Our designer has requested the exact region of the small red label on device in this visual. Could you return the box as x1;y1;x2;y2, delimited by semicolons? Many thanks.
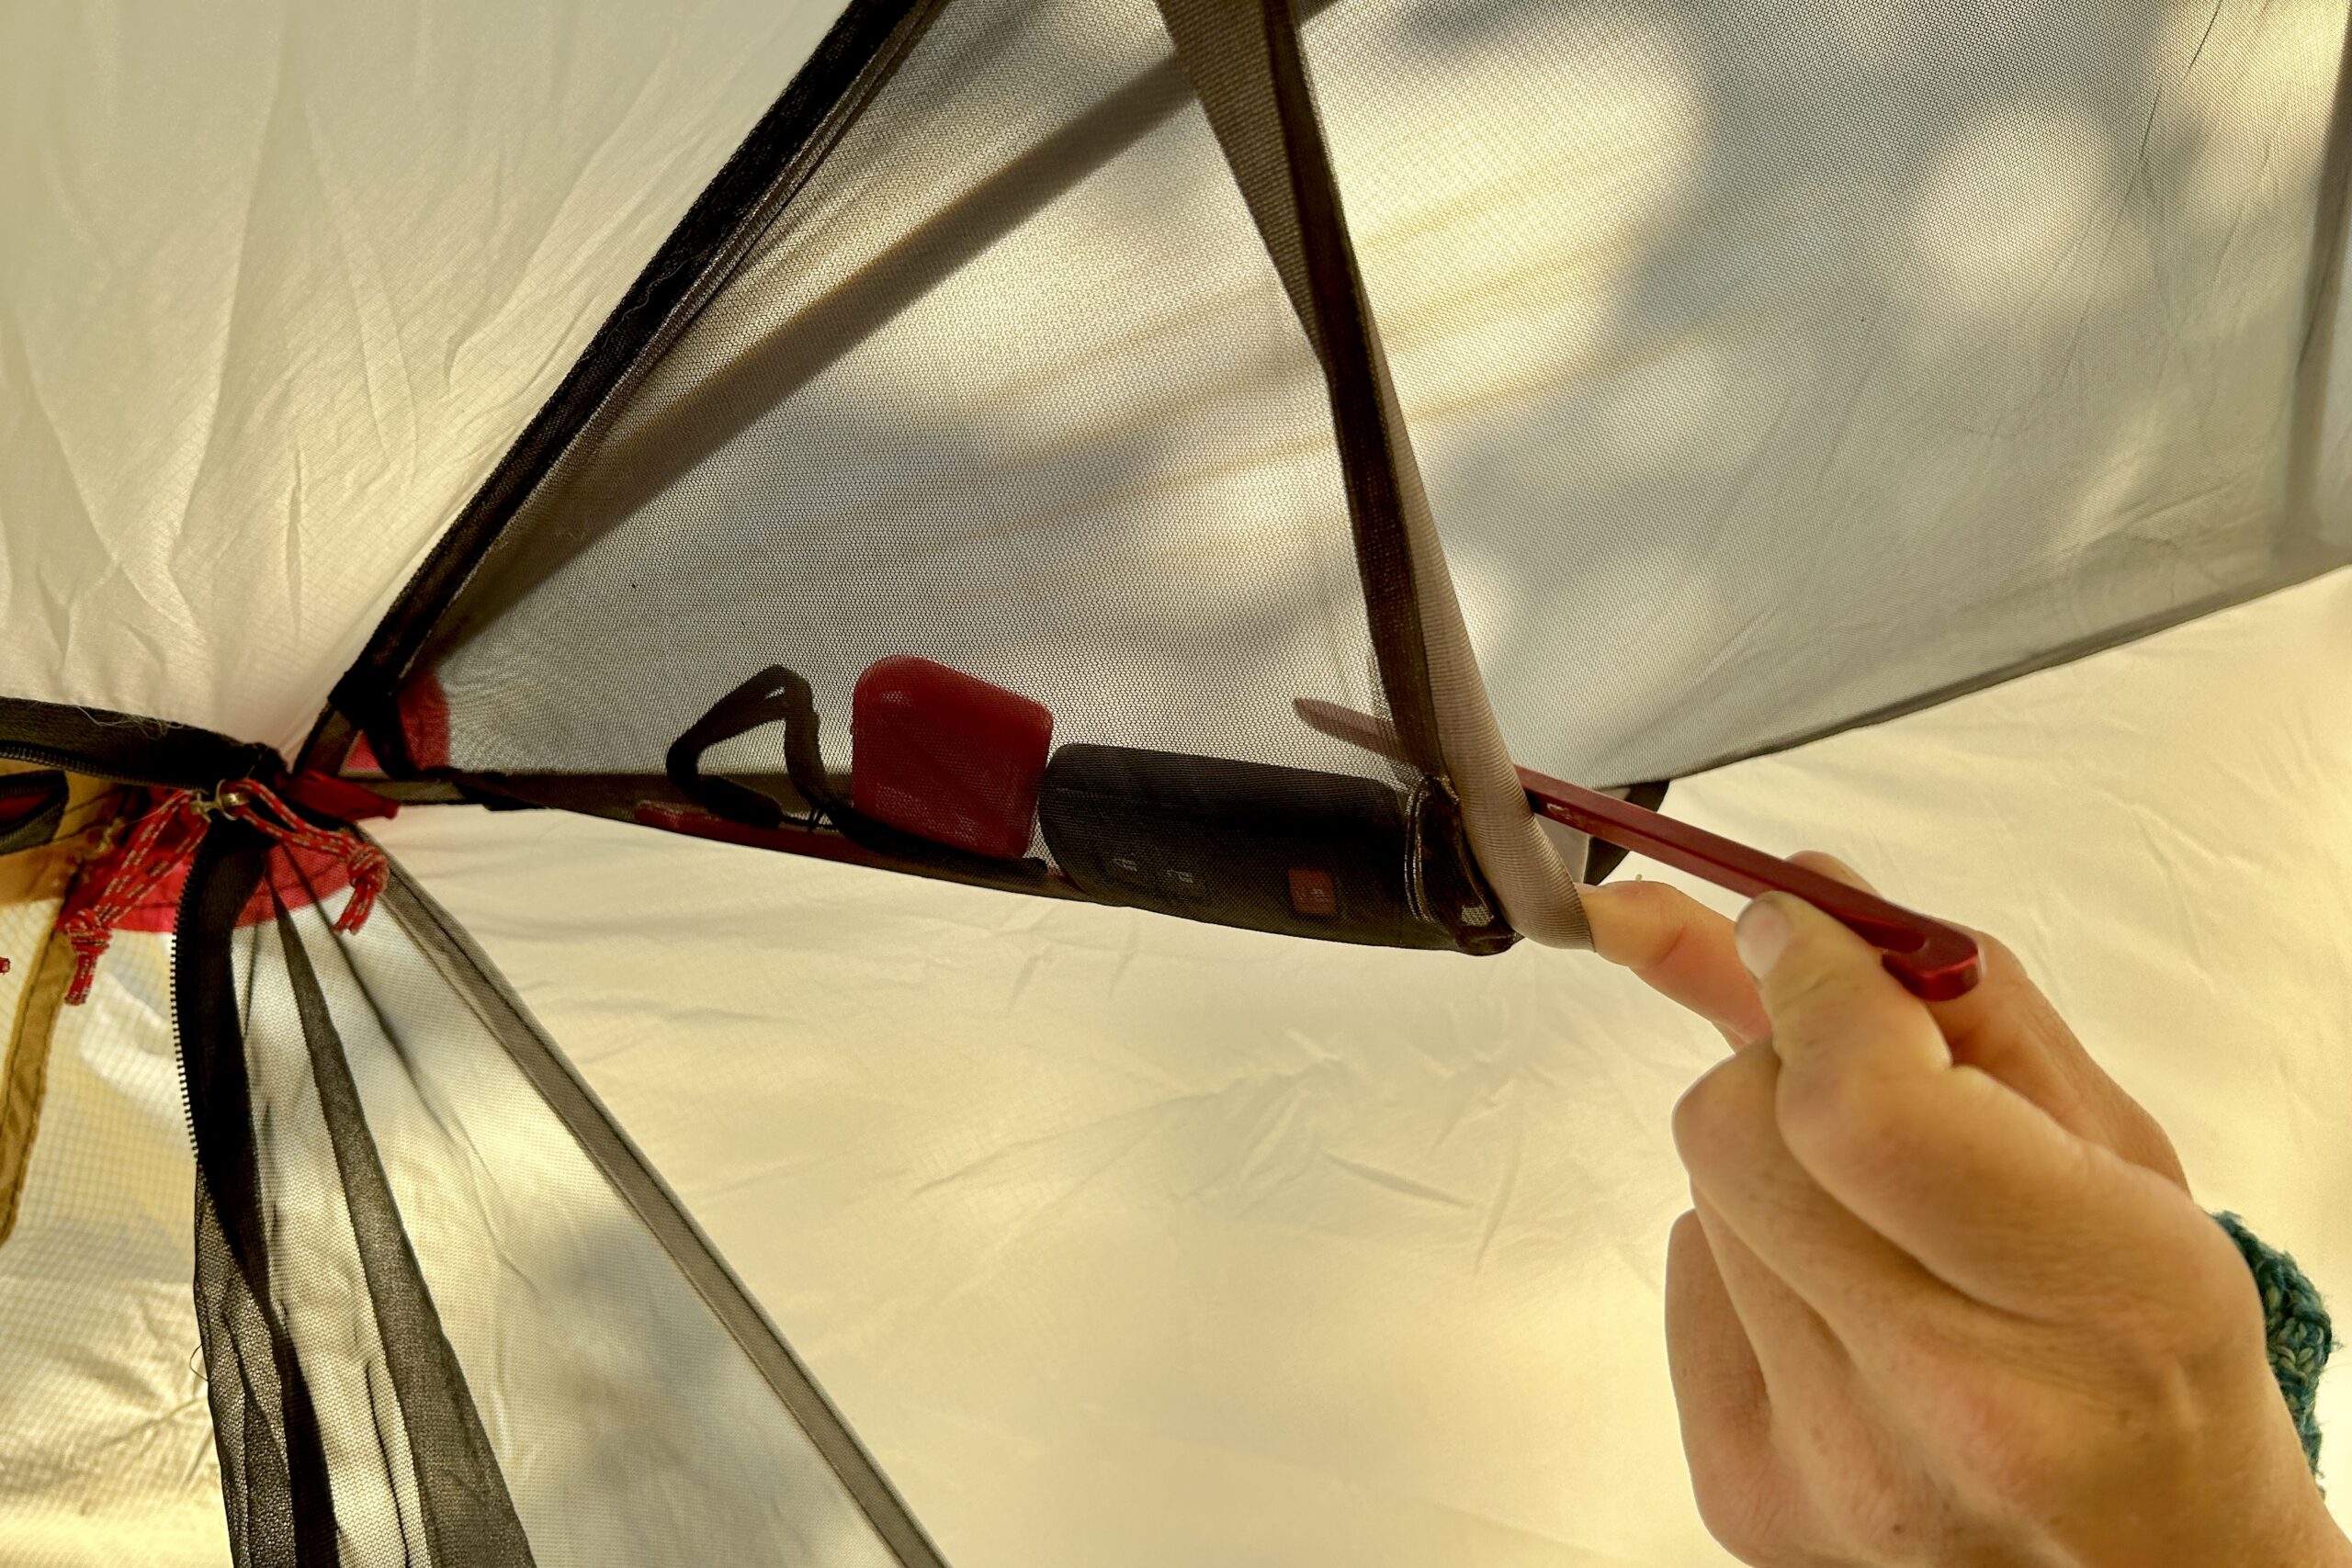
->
1287;867;1339;918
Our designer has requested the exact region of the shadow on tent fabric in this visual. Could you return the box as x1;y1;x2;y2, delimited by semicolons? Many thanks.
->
174;824;945;1567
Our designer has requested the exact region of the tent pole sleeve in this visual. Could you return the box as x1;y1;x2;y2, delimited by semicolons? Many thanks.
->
1152;0;1592;947
320;0;944;766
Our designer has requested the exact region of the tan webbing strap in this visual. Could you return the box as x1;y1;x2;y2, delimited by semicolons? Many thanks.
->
0;916;73;1248
1153;0;1592;946
0;773;142;1247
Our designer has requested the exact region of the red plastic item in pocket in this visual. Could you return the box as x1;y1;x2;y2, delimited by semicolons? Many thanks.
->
851;656;1054;861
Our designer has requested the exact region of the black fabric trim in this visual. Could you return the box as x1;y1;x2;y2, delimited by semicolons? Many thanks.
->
668;665;1052;884
666;668;831;829
422;48;1203;667
292;709;358;785
175;821;340;1568
376;860;951;1568
1255;0;1445;776
320;0;941;773
0;694;278;790
267;894;537;1567
0;769;69;856
178;824;538;1566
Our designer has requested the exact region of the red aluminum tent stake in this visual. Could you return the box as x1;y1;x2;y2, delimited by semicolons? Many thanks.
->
1294;699;1983;1000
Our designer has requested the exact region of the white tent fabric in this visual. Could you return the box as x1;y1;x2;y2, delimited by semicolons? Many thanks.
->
8;564;2350;1567
0;919;214;1567
2;0;2348;1563
0;0;845;754
6;0;2346;773
373;563;2352;1565
1327;0;2352;784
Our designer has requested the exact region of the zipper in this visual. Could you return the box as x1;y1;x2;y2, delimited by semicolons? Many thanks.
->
164;815;211;1172
0;739;233;794
0;693;284;798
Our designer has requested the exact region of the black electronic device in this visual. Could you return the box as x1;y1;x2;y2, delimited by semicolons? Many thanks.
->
1037;744;1510;952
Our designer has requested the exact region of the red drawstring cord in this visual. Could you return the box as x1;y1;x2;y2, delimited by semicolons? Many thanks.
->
57;791;206;1006
54;778;388;1007
215;779;389;936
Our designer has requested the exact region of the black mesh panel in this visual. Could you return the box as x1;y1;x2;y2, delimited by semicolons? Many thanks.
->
334;0;1520;955
1302;0;2352;784
175;826;940;1567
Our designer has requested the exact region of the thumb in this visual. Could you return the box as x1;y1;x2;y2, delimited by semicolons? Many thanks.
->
1735;891;1951;1081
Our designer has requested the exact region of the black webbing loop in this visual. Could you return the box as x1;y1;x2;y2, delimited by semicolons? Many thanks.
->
668;667;1050;884
0;769;68;856
664;665;837;829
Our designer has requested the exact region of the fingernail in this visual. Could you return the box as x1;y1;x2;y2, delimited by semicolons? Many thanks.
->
1734;897;1792;978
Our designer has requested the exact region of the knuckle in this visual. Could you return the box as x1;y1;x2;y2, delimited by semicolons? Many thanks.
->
1589;877;1700;965
1773;1060;1902;1175
1612;875;1685;919
1687;1467;1801;1567
1672;1053;1773;1173
1670;1070;1731;1168
2101;1099;2188;1184
2157;1228;2269;1354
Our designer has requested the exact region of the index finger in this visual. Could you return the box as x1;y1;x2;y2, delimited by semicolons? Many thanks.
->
1579;879;1772;1048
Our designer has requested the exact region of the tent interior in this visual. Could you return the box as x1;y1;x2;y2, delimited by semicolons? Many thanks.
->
1;0;2348;1563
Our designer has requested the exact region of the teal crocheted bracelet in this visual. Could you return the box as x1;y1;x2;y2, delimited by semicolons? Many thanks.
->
2212;1211;2334;1481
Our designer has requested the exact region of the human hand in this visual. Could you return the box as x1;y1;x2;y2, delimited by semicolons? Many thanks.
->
1577;853;2348;1567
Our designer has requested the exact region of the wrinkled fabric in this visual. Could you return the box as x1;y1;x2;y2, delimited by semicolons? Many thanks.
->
0;0;848;756
0;919;224;1568
376;565;2352;1566
0;0;2347;1563
4;2;2344;773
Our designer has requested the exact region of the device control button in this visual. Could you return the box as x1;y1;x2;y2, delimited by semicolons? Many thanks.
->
1102;850;1155;890
1159;865;1210;901
1287;867;1339;918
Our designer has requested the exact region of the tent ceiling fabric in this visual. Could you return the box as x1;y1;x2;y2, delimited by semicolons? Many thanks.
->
370;565;2352;1564
9;0;2343;774
0;0;851;756
1309;0;2352;784
2;0;2349;1563
0;919;224;1566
